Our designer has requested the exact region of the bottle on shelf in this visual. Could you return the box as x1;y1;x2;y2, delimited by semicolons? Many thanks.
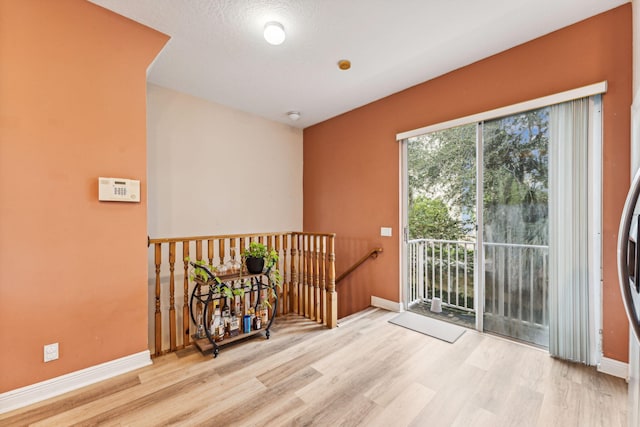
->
228;302;240;337
222;300;232;337
211;303;224;342
259;302;268;325
235;297;243;333
225;249;242;275
254;303;263;330
243;314;251;333
217;263;228;277
196;312;205;339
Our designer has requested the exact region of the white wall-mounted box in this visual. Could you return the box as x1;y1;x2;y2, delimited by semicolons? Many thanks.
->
380;227;392;237
98;177;140;202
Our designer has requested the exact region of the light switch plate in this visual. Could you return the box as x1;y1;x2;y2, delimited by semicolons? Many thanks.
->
380;227;392;237
44;343;59;362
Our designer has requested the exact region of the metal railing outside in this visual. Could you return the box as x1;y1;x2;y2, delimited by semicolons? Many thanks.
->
408;239;475;312
407;238;549;329
483;241;548;328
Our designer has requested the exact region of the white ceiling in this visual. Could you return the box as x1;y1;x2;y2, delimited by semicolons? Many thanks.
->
90;0;629;129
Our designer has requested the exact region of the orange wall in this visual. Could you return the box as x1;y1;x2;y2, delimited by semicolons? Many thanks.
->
304;5;632;361
0;0;167;392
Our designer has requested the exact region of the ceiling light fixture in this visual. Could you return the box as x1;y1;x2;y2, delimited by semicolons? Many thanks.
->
264;21;286;45
287;111;301;121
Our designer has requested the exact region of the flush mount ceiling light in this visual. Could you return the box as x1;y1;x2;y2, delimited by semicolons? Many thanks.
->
264;21;286;45
287;111;301;121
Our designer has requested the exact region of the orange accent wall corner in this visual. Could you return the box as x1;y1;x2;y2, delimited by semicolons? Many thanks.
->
0;0;168;392
304;4;632;361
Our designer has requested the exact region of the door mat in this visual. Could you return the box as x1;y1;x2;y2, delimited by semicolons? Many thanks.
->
389;311;466;343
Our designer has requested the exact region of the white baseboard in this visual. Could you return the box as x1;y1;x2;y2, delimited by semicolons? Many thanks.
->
597;357;629;380
0;350;151;414
371;295;403;312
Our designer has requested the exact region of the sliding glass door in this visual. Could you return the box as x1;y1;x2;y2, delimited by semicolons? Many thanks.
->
405;124;476;328
404;108;551;347
404;96;600;352
481;109;550;347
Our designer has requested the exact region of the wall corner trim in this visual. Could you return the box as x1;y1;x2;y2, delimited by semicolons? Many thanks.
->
597;357;629;380
0;350;152;414
371;295;404;312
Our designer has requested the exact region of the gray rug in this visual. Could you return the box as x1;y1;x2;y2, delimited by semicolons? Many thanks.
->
389;311;466;343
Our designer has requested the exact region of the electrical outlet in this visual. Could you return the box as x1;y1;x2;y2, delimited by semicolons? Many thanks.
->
44;343;59;362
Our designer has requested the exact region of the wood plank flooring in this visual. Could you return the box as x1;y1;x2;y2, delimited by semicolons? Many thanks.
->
0;308;628;426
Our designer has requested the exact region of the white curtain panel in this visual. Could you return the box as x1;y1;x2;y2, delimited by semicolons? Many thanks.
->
548;97;591;364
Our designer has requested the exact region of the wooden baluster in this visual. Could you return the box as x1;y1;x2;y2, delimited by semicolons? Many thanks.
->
327;234;337;328
154;243;162;356
228;238;239;311
298;234;303;316
195;240;204;332
208;239;214;268
168;242;177;352
196;240;203;264
315;235;321;323
321;236;327;325
300;234;306;316
282;234;289;314
219;238;225;269
264;235;271;311
274;235;282;315
230;238;237;261
303;235;310;318
182;241;190;348
240;237;246;260
309;236;316;321
291;233;299;313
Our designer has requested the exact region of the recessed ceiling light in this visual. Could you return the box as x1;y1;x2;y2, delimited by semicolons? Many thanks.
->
338;59;351;70
264;22;286;45
287;111;301;121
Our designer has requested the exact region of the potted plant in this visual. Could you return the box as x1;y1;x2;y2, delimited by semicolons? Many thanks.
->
242;242;282;308
185;257;244;300
242;241;276;274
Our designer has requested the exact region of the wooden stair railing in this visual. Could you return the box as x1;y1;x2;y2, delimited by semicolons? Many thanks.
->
148;231;336;357
336;247;383;284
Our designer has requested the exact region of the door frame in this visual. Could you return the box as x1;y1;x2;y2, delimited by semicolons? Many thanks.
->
398;83;604;359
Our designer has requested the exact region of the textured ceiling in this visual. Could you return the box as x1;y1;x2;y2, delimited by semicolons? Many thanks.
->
89;0;629;128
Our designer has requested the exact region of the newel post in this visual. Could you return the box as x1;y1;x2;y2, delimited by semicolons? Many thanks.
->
327;234;337;328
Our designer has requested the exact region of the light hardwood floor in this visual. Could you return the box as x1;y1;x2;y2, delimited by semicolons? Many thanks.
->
0;308;628;426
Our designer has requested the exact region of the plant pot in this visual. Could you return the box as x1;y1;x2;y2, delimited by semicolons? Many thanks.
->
245;257;265;274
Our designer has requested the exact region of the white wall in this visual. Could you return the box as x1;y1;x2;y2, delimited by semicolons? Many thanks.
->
146;83;303;238
145;84;303;353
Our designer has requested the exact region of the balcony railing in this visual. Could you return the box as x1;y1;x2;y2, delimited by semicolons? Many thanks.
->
407;238;549;343
408;239;475;312
483;242;548;326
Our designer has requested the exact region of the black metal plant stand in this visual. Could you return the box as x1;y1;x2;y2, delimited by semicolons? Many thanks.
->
188;263;277;358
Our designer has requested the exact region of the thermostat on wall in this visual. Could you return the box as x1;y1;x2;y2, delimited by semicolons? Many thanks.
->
98;177;140;202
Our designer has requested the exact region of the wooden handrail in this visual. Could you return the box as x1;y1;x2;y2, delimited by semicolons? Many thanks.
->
336;247;383;283
148;231;336;245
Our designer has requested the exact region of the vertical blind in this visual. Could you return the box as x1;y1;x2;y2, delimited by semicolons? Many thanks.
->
548;97;592;364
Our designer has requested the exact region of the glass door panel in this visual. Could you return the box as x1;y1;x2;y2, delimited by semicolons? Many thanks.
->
482;108;550;347
406;124;476;328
